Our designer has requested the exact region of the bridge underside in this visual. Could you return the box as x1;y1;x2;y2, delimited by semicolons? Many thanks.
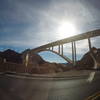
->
37;49;72;63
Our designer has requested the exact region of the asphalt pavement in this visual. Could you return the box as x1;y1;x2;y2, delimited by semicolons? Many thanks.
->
0;70;100;100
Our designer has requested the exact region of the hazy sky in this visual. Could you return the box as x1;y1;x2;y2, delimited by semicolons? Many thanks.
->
0;0;100;62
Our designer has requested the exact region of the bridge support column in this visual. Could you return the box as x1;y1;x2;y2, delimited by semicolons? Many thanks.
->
61;44;63;56
88;38;92;51
58;45;60;54
74;41;77;64
25;53;29;67
72;41;76;66
72;42;74;64
51;46;53;51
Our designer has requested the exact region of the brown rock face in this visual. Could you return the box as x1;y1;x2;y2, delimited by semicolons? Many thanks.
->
22;49;46;67
28;53;46;65
0;49;22;64
21;49;68;74
76;47;100;69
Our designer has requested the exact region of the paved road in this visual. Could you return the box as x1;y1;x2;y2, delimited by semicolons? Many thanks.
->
0;70;100;100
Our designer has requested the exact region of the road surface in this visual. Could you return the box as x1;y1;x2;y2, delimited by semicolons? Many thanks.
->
0;70;100;100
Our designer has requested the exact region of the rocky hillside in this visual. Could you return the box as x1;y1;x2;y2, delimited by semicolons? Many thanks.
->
0;49;67;74
0;49;22;64
0;47;99;74
76;47;100;69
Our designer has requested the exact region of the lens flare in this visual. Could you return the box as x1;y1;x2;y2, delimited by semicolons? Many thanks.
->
57;21;77;39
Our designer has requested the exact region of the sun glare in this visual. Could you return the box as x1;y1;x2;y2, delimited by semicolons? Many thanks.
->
57;21;77;39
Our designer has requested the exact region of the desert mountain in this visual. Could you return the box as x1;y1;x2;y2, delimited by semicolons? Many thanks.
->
0;49;22;64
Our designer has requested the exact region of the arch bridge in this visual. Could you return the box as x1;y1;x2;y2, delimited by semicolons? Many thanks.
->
26;29;100;67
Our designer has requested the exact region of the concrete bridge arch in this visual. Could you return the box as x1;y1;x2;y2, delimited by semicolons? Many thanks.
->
37;49;72;63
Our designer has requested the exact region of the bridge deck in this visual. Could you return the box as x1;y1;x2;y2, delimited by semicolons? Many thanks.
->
32;29;100;52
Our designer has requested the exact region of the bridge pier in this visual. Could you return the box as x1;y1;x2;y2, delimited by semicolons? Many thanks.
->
88;38;92;51
74;41;77;64
61;44;63;56
72;41;76;66
25;53;29;67
72;42;74;64
58;45;60;54
51;46;53;51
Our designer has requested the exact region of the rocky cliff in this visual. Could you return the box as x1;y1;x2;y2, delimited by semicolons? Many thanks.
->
76;47;100;69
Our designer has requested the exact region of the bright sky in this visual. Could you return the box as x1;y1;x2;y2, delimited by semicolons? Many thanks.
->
0;0;100;63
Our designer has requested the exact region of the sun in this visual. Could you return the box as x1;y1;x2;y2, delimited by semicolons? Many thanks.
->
57;21;77;39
